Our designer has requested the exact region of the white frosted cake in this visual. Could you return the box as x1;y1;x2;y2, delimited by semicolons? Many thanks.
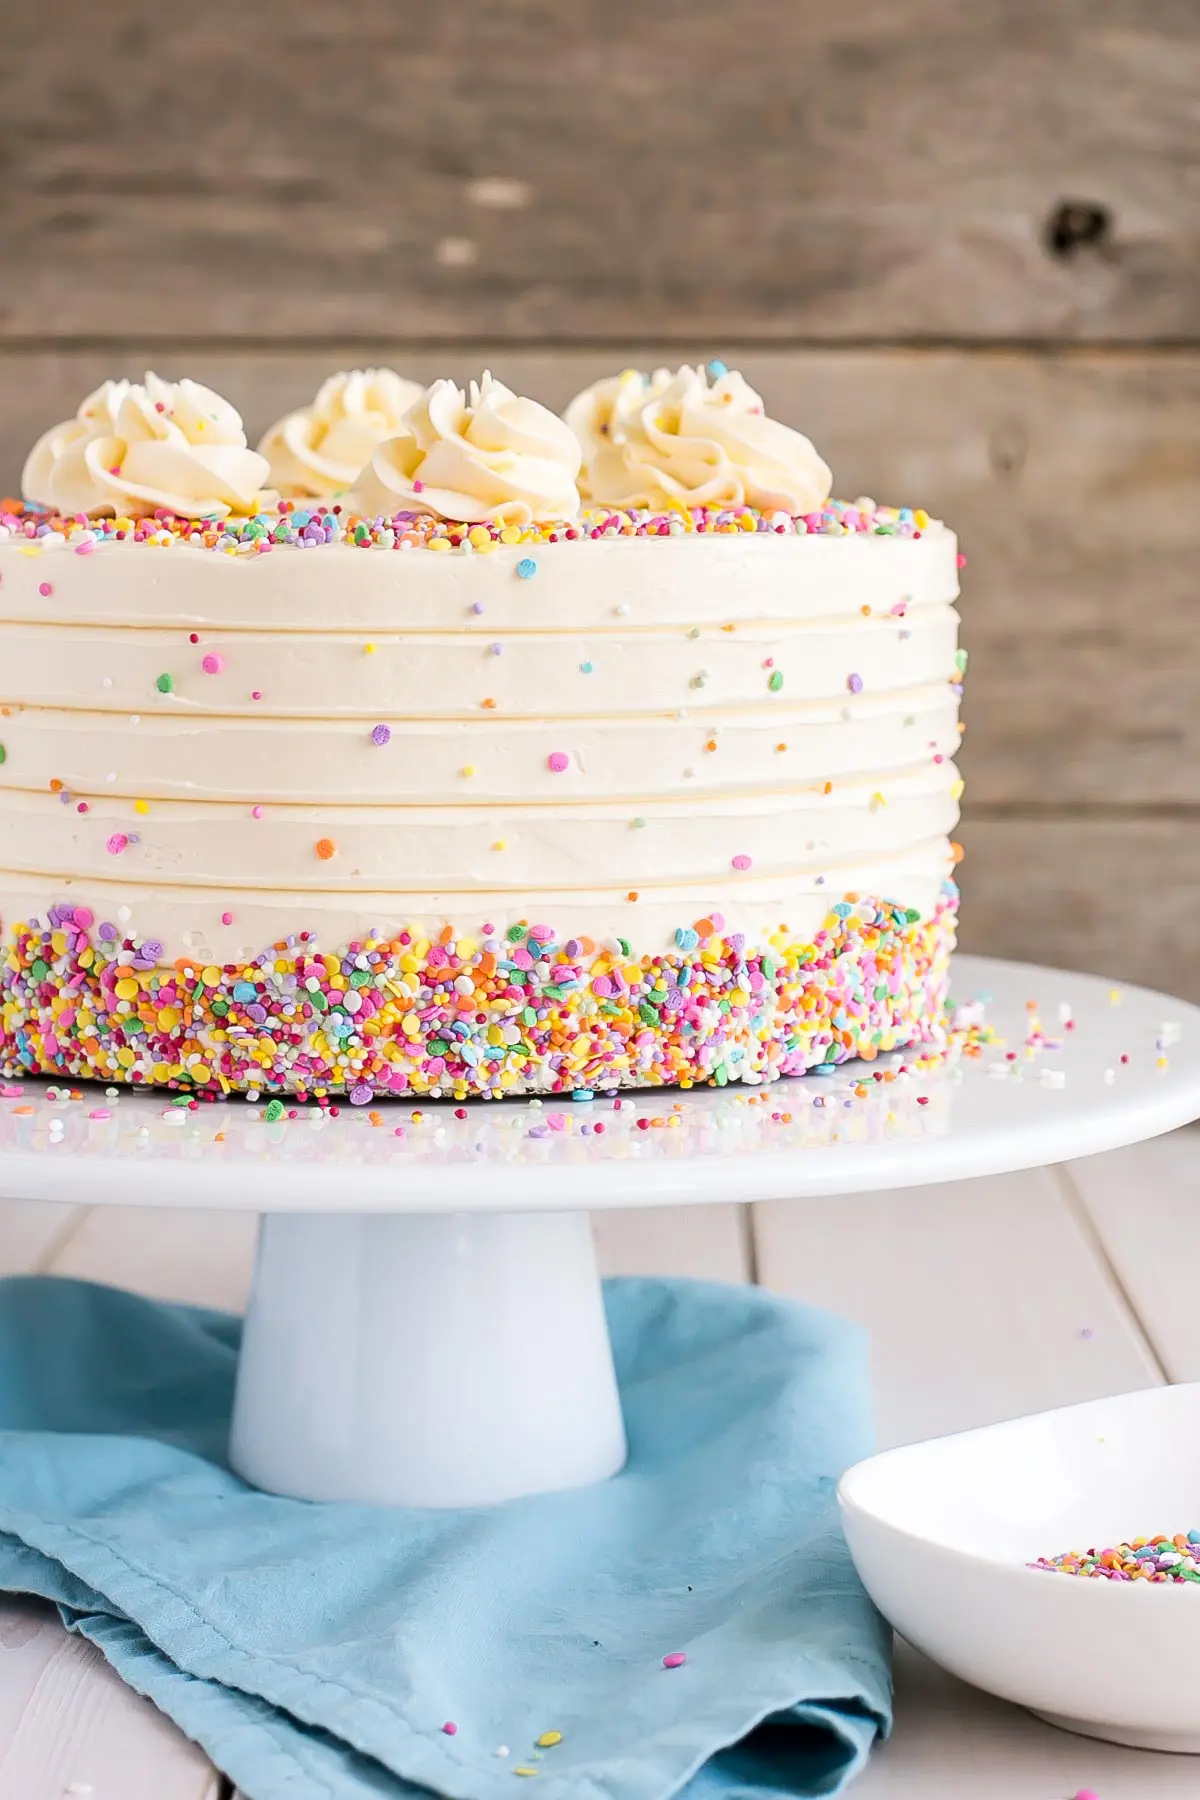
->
0;364;963;1102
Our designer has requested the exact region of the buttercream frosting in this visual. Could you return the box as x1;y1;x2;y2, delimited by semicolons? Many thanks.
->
258;368;426;498
354;373;582;524
566;364;832;513
21;374;270;520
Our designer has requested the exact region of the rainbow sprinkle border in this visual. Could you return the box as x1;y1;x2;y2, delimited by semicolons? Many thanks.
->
1;888;957;1102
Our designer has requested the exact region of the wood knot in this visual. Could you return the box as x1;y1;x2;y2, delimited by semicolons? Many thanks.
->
1045;200;1112;258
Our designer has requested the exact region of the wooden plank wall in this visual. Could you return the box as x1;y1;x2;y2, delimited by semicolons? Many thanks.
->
1;1;1197;991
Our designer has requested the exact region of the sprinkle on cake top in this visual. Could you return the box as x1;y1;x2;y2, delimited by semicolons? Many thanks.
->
0;497;936;554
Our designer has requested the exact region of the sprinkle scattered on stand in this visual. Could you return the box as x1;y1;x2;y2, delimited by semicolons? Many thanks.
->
662;1652;687;1668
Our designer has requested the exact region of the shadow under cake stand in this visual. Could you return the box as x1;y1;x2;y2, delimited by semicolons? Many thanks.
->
2;953;1199;1511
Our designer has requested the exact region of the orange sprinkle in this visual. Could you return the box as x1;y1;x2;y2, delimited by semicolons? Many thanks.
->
315;838;337;860
950;841;965;863
481;697;497;709
775;742;787;753
49;778;63;792
627;890;639;901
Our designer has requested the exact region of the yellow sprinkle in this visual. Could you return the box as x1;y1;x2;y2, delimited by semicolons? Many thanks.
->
461;764;476;777
914;508;930;529
513;1769;540;1779
535;1733;562;1748
134;799;149;815
492;840;506;851
427;536;452;553
500;525;524;545
114;978;140;1001
949;778;964;800
364;643;376;654
468;525;492;548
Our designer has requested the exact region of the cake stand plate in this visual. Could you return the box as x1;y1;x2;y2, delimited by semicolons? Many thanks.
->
3;954;1199;1506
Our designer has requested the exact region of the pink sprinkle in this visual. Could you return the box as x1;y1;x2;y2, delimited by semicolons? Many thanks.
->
547;751;569;773
76;801;89;814
201;653;225;675
413;478;425;493
251;690;263;701
442;1721;458;1736
73;907;94;928
731;854;752;871
0;1084;25;1098
74;539;95;556
106;833;129;855
957;553;967;568
38;581;53;597
88;1108;111;1120
221;911;233;926
251;805;264;819
662;1653;687;1669
1073;1791;1100;1800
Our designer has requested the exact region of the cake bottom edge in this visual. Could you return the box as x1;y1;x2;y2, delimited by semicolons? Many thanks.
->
2;885;958;1102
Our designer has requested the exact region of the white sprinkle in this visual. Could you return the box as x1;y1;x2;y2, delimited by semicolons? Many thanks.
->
496;1745;510;1758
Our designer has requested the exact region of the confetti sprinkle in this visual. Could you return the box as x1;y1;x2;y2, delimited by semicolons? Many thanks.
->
546;751;569;773
371;724;392;746
315;838;337;860
200;653;225;675
155;673;175;693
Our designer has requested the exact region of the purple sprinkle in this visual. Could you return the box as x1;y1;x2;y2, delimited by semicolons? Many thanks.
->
98;922;117;941
350;1083;374;1106
847;672;864;694
247;1004;268;1024
371;723;392;746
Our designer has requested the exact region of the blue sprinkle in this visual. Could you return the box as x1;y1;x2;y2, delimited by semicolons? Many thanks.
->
707;359;728;378
832;902;853;917
572;1089;595;1101
516;558;538;579
232;982;257;1002
675;927;700;951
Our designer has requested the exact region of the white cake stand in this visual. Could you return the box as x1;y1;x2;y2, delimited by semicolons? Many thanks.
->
3;953;1199;1508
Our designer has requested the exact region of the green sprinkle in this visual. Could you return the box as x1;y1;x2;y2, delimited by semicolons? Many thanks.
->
523;1006;537;1026
638;1002;660;1025
264;1099;285;1122
155;673;175;694
617;937;632;958
507;924;526;942
30;958;49;982
767;670;784;692
955;648;968;674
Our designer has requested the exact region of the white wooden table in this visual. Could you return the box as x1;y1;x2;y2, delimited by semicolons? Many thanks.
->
3;1131;1198;1799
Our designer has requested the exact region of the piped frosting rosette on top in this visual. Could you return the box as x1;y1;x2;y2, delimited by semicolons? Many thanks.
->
258;368;426;499
353;373;582;525
21;374;271;520
565;363;833;514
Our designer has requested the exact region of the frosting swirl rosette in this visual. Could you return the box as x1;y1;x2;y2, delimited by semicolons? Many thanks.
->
565;364;832;513
258;368;426;499
354;372;581;525
21;373;270;520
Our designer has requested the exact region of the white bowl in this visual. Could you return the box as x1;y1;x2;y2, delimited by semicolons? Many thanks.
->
838;1384;1200;1752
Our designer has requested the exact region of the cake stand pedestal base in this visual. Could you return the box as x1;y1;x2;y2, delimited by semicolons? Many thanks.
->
229;1208;627;1507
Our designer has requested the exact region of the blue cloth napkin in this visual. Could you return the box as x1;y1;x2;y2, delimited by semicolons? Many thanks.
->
0;1274;889;1800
